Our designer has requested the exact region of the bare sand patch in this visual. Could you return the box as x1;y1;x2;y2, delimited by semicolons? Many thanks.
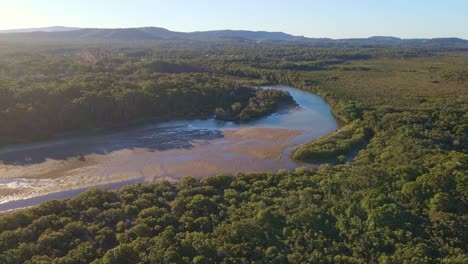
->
225;127;302;159
224;127;302;140
0;128;308;205
232;141;292;159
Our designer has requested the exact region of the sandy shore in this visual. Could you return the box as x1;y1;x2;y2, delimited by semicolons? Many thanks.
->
0;86;340;211
0;127;310;206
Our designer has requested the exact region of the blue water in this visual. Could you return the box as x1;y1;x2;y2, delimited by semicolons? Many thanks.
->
154;86;338;131
0;85;340;212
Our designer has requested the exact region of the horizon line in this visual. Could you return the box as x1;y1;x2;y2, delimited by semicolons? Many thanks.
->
0;25;467;40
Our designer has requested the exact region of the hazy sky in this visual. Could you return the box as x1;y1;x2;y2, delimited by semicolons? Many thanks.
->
1;0;467;39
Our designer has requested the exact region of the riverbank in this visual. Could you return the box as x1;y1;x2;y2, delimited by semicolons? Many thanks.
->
0;127;311;211
0;86;339;211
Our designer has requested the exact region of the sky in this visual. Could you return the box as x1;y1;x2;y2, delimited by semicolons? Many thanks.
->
1;0;467;39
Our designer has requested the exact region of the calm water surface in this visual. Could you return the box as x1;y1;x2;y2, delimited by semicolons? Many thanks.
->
0;86;339;211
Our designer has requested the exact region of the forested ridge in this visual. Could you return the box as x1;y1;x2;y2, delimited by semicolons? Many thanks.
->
0;42;467;263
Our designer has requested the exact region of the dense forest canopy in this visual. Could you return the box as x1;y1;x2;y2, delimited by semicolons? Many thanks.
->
0;44;303;144
0;40;467;263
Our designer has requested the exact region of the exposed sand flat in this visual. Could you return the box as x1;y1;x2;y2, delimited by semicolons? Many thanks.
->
0;127;307;204
225;127;303;140
0;86;340;211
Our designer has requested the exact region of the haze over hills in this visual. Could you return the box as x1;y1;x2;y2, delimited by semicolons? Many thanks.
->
0;26;467;47
0;26;308;42
0;26;81;33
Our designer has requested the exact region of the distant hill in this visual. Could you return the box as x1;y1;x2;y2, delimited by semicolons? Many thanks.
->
0;26;80;33
368;36;402;42
0;27;305;42
189;30;308;41
425;37;468;46
0;26;466;47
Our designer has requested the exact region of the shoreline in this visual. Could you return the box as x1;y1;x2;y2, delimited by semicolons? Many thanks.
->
0;85;340;212
0;127;312;212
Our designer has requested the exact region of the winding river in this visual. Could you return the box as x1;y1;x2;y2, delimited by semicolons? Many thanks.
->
0;86;339;211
